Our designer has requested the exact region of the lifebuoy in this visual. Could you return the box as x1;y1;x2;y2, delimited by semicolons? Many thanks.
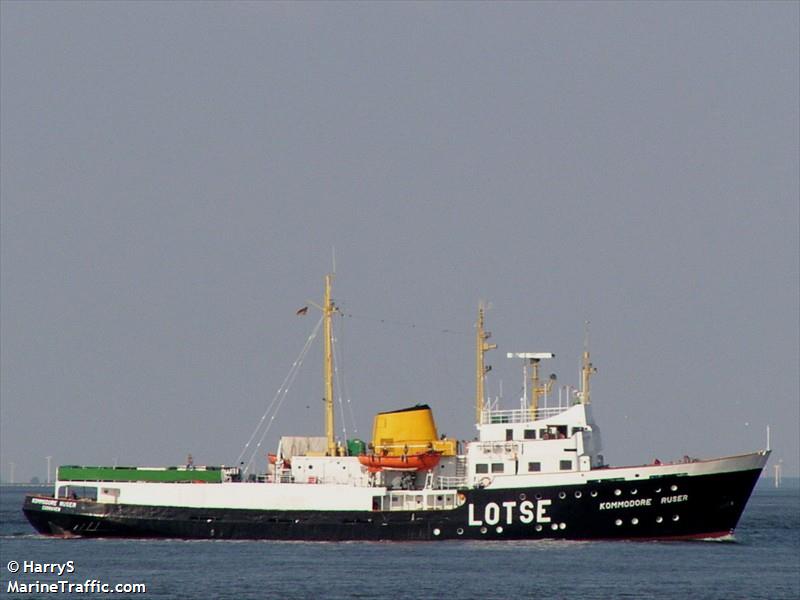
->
479;476;492;488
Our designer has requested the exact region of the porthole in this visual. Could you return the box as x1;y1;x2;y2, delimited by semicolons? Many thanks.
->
480;526;487;534
519;493;527;501
551;523;559;531
631;489;638;495
655;488;661;493
615;519;623;526
433;528;441;536
456;528;464;535
670;484;678;492
535;493;542;500
559;523;566;530
631;518;639;525
656;516;663;523
590;490;598;497
558;492;566;499
672;514;680;522
535;524;543;532
496;526;503;534
614;489;622;496
574;491;582;498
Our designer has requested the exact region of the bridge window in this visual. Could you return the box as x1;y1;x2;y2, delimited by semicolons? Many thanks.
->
63;485;98;500
559;460;572;471
101;487;120;499
528;462;541;472
491;463;505;474
475;464;489;474
524;429;536;440
505;429;513;441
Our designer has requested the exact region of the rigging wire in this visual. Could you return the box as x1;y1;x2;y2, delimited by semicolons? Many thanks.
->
332;314;358;442
339;311;470;337
243;316;323;475
237;307;464;474
237;315;323;475
343;308;474;405
331;327;347;445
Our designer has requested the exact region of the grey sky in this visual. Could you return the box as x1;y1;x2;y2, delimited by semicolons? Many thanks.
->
1;1;798;482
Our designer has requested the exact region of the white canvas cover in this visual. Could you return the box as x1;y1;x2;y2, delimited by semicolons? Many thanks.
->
279;436;328;460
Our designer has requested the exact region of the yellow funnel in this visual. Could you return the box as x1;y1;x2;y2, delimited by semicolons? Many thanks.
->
371;404;456;456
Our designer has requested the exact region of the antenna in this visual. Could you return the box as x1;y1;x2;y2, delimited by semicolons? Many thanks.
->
584;320;590;351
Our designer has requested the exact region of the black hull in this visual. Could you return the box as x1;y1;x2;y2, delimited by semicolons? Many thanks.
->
23;467;762;542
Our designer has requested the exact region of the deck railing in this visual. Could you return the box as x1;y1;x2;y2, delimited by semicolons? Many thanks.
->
480;406;567;425
435;476;468;490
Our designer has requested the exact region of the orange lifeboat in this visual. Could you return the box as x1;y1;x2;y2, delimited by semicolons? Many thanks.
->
268;453;290;467
358;451;441;473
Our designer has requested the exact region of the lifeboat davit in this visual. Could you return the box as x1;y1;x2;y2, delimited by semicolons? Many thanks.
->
358;451;441;472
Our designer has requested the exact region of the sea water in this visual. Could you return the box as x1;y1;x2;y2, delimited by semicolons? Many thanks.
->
1;481;798;599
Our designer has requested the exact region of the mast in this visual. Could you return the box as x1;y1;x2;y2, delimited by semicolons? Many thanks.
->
475;303;496;424
323;274;336;455
530;358;556;415
530;359;542;414
507;352;555;418
578;322;596;404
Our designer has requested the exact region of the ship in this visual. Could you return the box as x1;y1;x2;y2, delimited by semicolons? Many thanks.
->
23;275;769;541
